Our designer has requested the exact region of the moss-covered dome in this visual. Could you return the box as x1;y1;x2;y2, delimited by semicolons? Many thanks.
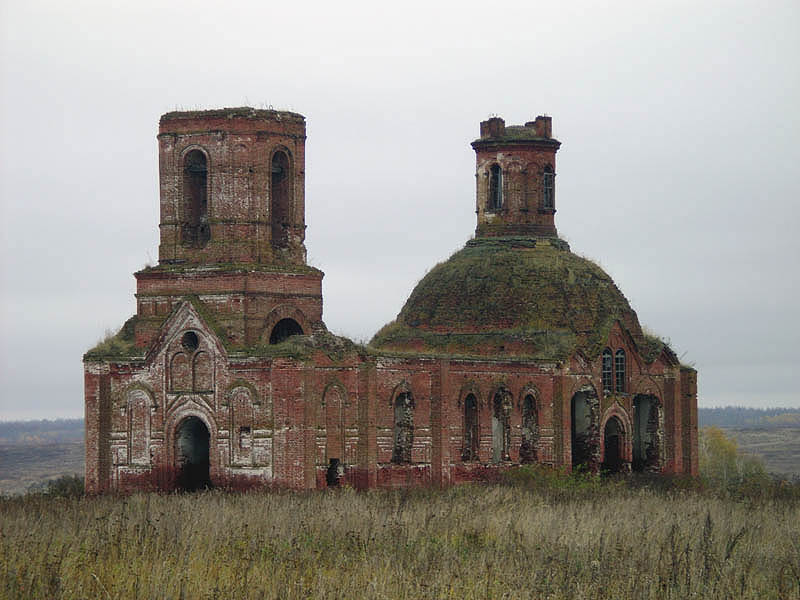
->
370;237;648;361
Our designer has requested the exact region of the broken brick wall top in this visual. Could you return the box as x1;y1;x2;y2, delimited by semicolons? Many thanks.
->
157;107;308;267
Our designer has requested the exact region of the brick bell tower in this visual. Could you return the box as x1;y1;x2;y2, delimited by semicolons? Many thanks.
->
132;108;324;349
471;116;561;238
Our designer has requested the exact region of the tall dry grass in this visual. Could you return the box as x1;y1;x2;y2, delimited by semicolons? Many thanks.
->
2;474;799;599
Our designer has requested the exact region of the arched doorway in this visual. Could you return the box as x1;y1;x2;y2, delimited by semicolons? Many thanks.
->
571;386;599;471
602;416;625;474
269;318;303;344
633;395;661;472
175;416;211;491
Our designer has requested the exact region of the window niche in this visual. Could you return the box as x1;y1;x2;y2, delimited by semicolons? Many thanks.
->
520;393;538;463
392;391;414;464
491;389;511;463
181;150;210;248
462;393;479;462
542;165;555;211
169;331;209;393
270;150;292;252
488;164;503;211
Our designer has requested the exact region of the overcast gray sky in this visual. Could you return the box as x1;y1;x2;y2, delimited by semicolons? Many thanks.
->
1;0;798;420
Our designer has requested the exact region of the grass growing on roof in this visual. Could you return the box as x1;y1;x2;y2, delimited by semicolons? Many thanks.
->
371;238;639;360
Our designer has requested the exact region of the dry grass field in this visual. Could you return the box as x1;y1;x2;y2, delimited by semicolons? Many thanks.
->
2;472;799;600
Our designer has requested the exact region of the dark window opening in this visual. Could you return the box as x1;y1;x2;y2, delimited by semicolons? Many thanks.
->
571;388;599;470
520;394;538;463
602;348;613;393
542;165;555;211
239;426;251;451
392;392;414;464
615;349;626;393
326;458;341;487
633;395;661;472
491;390;511;463
181;150;210;248
181;331;199;352
462;394;479;461
176;416;210;492
269;318;303;345
488;164;502;211
602;417;625;474
271;151;291;252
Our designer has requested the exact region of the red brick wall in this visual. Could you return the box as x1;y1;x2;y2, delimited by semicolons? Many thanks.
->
157;109;307;266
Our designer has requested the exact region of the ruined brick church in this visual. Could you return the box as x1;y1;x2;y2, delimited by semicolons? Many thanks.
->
84;108;698;493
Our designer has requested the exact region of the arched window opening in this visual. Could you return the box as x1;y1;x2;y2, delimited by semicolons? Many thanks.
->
491;390;511;463
520;393;538;464
602;417;625;474
269;318;303;345
175;416;210;492
633;395;661;472
392;392;414;464
615;349;626;393
542;165;555;211
488;164;503;211
602;348;613;393
462;394;479;462
271;150;292;252
181;150;209;248
571;387;599;470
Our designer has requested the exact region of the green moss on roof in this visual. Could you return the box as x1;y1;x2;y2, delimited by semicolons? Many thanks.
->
84;316;143;361
370;238;642;361
243;330;365;362
638;331;679;365
160;107;304;123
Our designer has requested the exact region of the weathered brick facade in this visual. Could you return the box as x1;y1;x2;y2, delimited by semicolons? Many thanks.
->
84;108;698;493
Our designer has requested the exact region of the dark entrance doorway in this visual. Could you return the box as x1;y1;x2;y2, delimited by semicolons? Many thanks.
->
602;417;625;474
176;416;211;491
326;458;341;487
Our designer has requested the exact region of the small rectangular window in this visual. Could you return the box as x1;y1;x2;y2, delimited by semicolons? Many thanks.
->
239;426;251;450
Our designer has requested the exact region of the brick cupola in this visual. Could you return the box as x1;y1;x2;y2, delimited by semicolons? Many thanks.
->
471;115;561;239
157;107;308;266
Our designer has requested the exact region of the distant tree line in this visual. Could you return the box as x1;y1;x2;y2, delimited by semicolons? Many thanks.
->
0;418;83;443
699;407;800;429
